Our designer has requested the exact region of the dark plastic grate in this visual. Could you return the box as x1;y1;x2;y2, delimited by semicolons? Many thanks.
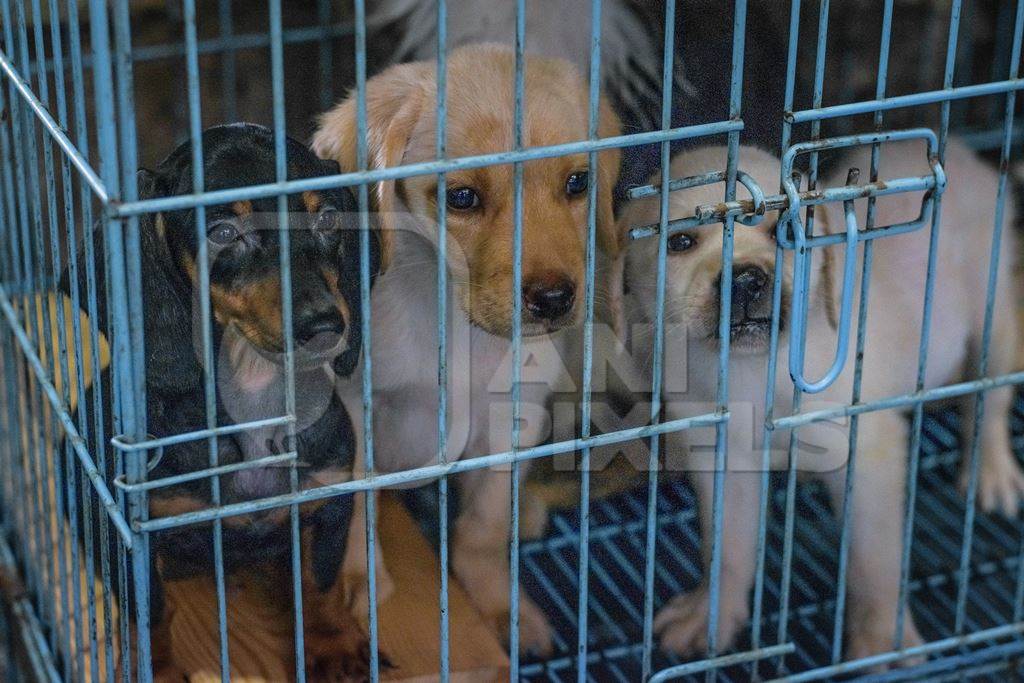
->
520;392;1024;682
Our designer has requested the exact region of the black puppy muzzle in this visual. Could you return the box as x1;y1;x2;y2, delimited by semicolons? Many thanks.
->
715;264;778;344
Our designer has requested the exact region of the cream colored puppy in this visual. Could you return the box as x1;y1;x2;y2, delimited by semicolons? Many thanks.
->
621;141;1023;663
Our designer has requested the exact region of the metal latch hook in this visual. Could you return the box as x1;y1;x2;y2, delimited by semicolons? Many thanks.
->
787;168;862;394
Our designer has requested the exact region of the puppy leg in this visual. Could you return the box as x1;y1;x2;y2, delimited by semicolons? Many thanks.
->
821;411;924;667
519;487;552;541
341;490;395;618
302;498;376;682
654;463;759;656
959;313;1024;517
340;414;395;617
121;615;180;683
117;566;182;683
149;579;181;683
452;464;553;657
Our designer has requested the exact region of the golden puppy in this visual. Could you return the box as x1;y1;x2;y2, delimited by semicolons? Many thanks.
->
621;141;1022;664
313;43;621;652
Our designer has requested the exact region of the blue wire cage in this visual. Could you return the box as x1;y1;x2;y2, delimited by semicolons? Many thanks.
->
0;1;1022;681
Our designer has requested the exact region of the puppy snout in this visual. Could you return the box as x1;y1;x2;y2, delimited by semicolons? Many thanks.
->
523;275;576;320
296;308;346;347
733;266;765;317
720;265;769;321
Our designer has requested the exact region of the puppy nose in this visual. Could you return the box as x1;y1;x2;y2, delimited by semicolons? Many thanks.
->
296;309;345;345
523;276;576;320
726;265;769;316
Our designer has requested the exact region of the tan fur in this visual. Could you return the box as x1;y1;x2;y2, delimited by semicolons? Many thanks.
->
149;494;290;532
312;60;429;275
299;526;372;681
301;191;322;214
179;247;353;359
210;278;285;351
1017;253;1024;370
320;267;352;330
178;247;286;352
231;200;253;218
148;494;209;519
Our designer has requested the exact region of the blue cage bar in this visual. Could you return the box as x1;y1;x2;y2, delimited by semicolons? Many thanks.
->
0;0;1022;682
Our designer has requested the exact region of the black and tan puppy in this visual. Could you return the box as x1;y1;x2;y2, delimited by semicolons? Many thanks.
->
66;123;381;680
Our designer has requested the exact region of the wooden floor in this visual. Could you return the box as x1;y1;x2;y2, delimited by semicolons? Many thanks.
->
48;494;508;682
160;494;510;682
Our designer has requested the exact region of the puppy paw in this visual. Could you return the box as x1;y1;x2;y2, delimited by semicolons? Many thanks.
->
483;593;554;658
653;584;749;656
306;625;387;683
519;490;551;540
452;524;554;656
961;446;1024;518
345;564;396;621
845;614;924;670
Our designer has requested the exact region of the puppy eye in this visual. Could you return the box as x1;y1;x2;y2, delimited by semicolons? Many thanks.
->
315;207;341;232
446;187;480;211
667;233;696;253
207;219;241;245
565;171;589;196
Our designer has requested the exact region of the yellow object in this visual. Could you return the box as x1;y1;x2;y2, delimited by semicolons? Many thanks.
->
9;294;114;682
30;292;111;412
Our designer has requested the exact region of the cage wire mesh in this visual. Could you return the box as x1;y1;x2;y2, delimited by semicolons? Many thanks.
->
0;0;1022;682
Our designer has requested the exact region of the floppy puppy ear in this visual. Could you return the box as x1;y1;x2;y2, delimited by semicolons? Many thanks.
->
63;169;200;394
141;212;202;394
133;169;203;393
63;169;163;337
596;97;624;259
595;97;626;336
319;157;342;177
811;205;841;331
312;62;431;273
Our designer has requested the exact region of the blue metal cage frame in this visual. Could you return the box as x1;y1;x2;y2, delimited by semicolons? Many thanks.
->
0;0;1022;681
